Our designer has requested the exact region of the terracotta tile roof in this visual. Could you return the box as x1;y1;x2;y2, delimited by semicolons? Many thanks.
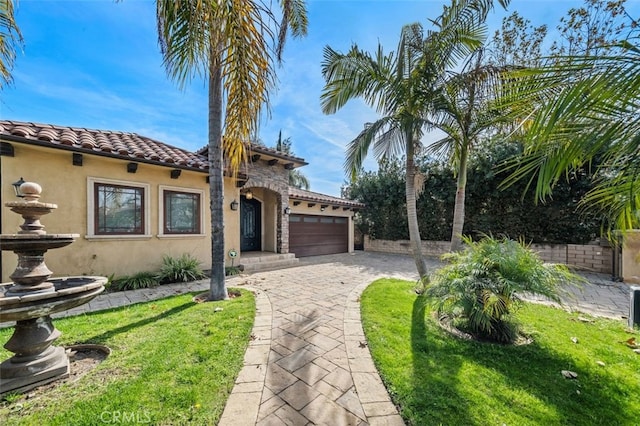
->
196;143;308;167
0;120;209;171
288;187;365;209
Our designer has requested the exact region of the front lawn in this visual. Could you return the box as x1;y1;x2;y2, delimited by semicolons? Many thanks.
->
361;279;640;425
0;289;255;425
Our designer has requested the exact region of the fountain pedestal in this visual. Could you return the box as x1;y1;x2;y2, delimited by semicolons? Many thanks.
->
0;182;106;395
1;317;68;391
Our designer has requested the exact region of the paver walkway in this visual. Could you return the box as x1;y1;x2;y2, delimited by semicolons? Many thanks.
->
37;252;632;425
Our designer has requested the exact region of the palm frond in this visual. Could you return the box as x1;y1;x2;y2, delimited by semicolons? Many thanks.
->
320;43;395;115
498;41;640;230
344;117;397;180
276;0;308;61
0;0;23;89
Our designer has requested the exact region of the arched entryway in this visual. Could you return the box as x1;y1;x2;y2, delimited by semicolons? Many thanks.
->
240;195;262;251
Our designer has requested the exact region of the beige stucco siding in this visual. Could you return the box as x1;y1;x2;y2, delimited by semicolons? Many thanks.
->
1;143;241;281
621;230;640;284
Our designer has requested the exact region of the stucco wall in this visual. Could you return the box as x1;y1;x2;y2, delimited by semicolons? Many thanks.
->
621;231;640;283
1;143;241;281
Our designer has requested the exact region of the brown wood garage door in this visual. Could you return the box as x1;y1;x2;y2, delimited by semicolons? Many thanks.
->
289;215;348;257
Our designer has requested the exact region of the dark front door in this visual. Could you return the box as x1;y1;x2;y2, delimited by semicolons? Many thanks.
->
240;196;261;251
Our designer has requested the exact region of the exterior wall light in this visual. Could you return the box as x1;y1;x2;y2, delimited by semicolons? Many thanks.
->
230;199;239;211
284;206;291;215
245;190;253;200
12;177;25;198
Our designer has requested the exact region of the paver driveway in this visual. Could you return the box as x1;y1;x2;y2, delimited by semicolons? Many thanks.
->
218;252;430;425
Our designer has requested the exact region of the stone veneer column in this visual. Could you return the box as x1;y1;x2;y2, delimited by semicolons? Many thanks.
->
279;192;289;254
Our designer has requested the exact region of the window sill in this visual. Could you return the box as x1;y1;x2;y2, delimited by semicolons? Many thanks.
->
85;234;154;241
157;234;207;239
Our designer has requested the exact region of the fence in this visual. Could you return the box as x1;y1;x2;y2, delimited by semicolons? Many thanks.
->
363;236;614;275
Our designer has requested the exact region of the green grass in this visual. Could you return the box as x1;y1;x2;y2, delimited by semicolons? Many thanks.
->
0;289;255;425
361;278;640;426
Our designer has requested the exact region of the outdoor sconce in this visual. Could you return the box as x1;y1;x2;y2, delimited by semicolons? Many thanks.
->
12;177;25;198
244;189;253;200
284;206;291;215
320;205;328;212
230;199;239;211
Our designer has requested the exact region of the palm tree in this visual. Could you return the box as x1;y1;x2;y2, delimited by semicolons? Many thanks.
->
500;39;640;233
289;169;310;190
321;0;508;279
0;0;23;89
156;0;307;300
426;48;510;251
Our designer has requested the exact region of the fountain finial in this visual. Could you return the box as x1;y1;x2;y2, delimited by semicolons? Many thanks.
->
20;181;42;202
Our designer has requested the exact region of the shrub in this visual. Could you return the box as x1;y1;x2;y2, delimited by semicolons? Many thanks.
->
425;235;582;343
110;271;159;291
225;266;241;276
157;254;207;284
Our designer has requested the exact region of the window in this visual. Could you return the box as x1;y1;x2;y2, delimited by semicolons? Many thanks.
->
159;186;205;237
163;190;201;234
87;177;150;239
94;182;144;235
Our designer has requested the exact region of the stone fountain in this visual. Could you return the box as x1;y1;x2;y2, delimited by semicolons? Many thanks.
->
0;182;106;395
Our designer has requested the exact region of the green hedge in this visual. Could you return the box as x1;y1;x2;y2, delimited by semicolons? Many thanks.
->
345;142;603;244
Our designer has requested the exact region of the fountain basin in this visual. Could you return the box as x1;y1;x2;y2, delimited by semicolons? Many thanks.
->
0;234;78;251
0;276;106;322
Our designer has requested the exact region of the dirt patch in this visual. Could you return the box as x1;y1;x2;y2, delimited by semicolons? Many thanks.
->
435;313;533;346
193;290;242;303
1;345;110;402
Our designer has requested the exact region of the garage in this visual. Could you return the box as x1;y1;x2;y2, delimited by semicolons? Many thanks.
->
289;214;349;257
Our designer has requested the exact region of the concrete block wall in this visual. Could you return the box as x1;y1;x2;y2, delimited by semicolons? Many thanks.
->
567;244;613;273
363;236;450;257
530;244;568;264
364;236;613;275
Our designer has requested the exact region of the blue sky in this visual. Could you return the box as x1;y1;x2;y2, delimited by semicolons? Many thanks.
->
3;0;638;196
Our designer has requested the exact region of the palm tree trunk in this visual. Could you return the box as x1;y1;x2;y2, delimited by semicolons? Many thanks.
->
450;145;469;252
208;53;229;301
405;138;428;279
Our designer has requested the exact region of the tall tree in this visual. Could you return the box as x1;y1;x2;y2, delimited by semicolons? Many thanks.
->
487;11;547;68
426;48;509;251
0;0;22;89
321;0;508;279
157;0;307;300
550;0;631;56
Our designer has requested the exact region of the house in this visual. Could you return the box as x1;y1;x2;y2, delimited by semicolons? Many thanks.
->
0;120;364;281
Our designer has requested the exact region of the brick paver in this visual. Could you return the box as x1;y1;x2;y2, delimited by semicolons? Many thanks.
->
13;251;631;424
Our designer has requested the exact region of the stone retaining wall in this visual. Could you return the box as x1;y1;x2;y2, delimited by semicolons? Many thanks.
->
364;236;614;275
